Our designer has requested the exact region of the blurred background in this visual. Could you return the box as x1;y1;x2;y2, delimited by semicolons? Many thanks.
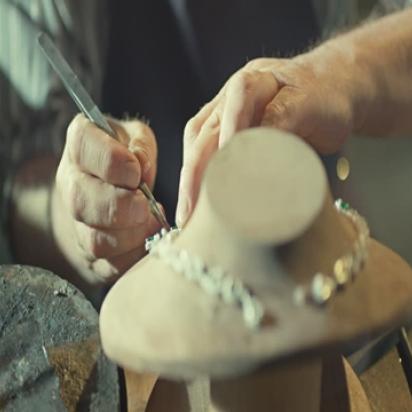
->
0;0;411;267
338;0;412;267
339;135;412;266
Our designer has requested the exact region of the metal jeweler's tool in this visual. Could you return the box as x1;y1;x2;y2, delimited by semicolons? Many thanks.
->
37;32;170;230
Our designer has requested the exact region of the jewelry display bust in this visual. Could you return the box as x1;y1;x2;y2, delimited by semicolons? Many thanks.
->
100;128;412;411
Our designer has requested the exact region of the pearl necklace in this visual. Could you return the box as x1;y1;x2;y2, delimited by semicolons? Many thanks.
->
145;229;264;329
293;199;370;305
145;200;369;330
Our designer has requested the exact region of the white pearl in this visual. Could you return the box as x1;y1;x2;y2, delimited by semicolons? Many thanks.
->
311;273;336;304
243;298;263;329
221;278;236;304
293;287;307;305
200;276;220;296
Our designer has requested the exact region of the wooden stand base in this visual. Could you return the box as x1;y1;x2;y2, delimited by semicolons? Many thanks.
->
137;356;371;412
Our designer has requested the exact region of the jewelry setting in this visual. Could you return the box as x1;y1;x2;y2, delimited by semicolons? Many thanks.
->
145;229;264;329
294;199;370;305
145;199;370;330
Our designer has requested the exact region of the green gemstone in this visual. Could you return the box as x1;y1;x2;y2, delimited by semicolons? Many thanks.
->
341;201;350;210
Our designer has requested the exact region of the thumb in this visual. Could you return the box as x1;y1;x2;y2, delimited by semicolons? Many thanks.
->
121;121;158;188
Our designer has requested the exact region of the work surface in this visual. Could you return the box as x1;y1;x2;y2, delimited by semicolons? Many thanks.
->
0;265;119;412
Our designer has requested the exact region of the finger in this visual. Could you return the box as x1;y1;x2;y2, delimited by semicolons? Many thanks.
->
262;87;309;135
75;208;161;260
121;120;158;187
183;97;220;162
75;222;150;260
65;168;150;229
219;70;280;147
89;247;144;283
67;114;142;189
107;117;157;184
262;88;346;154
89;214;161;282
244;57;286;71
176;111;220;227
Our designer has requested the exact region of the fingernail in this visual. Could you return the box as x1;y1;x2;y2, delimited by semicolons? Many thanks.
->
176;197;189;228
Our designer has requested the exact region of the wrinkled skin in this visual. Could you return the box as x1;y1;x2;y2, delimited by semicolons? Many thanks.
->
176;52;357;227
53;114;160;282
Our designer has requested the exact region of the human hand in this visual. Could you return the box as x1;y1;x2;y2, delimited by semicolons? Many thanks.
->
177;49;361;227
53;114;160;283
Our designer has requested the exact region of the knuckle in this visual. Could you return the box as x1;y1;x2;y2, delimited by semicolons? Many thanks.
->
244;58;267;70
99;148;118;182
98;144;129;185
232;70;254;91
228;70;259;101
86;228;106;258
67;179;86;221
66;115;91;164
94;267;119;283
184;117;199;143
269;98;294;121
100;191;120;226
